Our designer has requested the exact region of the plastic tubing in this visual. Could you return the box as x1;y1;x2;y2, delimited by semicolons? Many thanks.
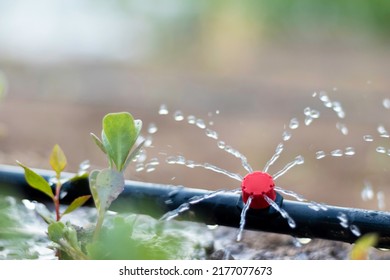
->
1;164;390;248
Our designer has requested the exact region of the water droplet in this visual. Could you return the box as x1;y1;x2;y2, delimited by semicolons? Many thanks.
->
361;181;374;201
377;191;386;210
304;116;313;126
282;130;292;141
363;135;374;142
319;91;329;102
217;141;226;149
289;118;299;129
331;149;343;157
185;160;196;168
287;218;296;228
158;104;169;115
78;160;90;172
187;115;196;124
216;110;220;115
344;147;355;156
147;157;159;166
147;123;158;134
206;129;218;140
377;125;389;138
135;163;144;172
337;111;346;119
324;101;333;108
22;199;36;210
308;203;321;211
207;224;219;230
295;155;304;165
383;98;390;109
174;110;184;121
145;166;156;173
136;149;147;163
376;146;386;154
350;224;361;237
304;107;311;116
166;156;178;164
337;212;349;228
310;109;320;119
316;151;326;159
196;119;206;129
336;122;348;135
276;143;284;153
312;92;317;97
296;238;312;245
144;135;153;147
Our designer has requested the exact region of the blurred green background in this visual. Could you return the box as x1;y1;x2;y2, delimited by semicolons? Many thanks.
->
0;0;390;210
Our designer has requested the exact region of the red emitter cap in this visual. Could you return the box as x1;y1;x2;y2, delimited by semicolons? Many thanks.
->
241;171;276;209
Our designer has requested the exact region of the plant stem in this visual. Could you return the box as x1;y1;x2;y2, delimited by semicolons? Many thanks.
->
93;211;104;242
54;174;61;221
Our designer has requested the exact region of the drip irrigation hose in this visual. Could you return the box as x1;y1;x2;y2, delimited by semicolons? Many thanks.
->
1;164;390;248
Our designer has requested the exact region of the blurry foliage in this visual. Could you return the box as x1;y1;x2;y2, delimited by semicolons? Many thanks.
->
240;0;390;39
0;196;49;259
116;0;390;41
0;71;7;99
349;233;378;260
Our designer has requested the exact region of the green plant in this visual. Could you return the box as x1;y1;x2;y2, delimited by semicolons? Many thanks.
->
15;112;204;260
89;112;144;241
17;145;91;222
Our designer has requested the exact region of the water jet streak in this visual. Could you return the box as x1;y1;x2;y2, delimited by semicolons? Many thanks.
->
263;143;284;173
236;196;253;242
272;155;304;181
263;194;296;229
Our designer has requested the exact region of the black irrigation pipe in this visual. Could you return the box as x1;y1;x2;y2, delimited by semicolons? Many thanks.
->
1;164;390;248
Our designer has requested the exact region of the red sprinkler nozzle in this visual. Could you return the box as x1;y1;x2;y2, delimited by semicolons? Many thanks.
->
241;171;276;209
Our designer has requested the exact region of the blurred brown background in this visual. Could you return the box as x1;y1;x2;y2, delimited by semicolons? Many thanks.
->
0;0;390;210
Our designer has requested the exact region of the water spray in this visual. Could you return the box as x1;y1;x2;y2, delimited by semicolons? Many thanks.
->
1;164;390;249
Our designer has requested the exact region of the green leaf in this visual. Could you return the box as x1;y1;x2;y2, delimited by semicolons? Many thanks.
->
89;170;100;211
89;169;124;214
123;140;145;171
90;133;107;154
50;144;67;175
102;112;138;171
63;222;81;249
16;161;54;199
62;195;91;217
349;233;378;260
48;221;66;243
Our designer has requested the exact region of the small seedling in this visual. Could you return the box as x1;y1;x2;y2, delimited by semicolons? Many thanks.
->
89;112;144;241
17;144;91;221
